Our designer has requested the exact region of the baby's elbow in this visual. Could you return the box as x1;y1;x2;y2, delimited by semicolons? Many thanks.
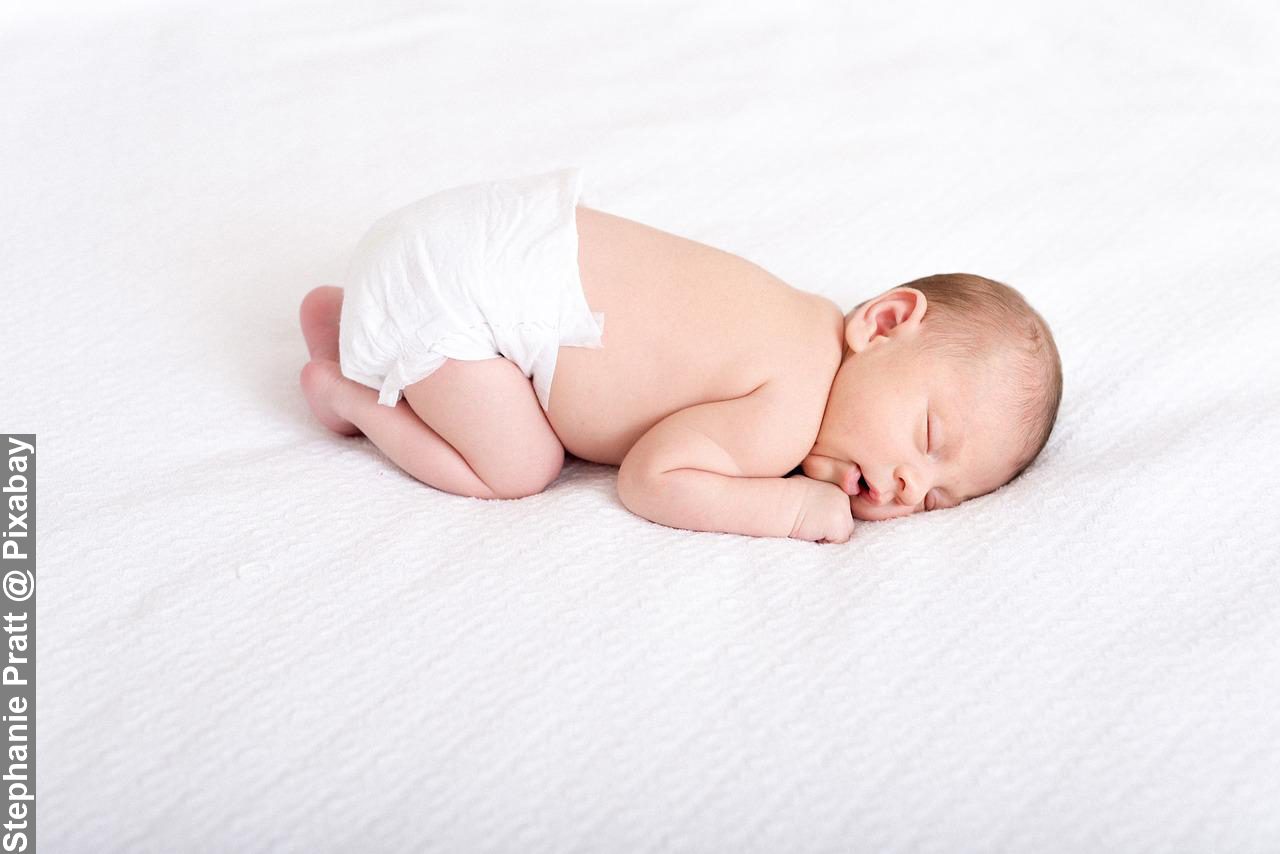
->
616;463;653;514
617;459;678;522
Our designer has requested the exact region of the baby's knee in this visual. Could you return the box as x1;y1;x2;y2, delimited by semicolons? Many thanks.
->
484;443;565;499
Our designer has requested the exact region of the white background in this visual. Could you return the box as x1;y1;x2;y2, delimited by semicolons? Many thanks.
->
5;0;1279;850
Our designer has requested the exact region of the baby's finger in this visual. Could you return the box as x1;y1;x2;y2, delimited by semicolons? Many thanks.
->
801;455;840;484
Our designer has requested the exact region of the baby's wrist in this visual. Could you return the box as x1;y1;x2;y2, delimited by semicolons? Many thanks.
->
787;476;813;539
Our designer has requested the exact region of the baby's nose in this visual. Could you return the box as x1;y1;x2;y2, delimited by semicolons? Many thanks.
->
892;467;922;506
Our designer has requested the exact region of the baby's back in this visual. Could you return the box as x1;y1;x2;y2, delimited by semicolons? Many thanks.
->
547;206;838;466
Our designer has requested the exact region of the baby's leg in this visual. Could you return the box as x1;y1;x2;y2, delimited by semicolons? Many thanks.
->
298;287;499;499
302;361;500;499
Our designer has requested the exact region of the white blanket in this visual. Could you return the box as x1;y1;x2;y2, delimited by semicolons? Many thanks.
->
8;0;1279;850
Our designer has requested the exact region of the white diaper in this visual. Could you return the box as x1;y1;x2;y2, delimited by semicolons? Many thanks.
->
337;167;606;412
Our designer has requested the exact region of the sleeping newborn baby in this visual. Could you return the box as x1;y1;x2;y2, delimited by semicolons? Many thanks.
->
299;167;1062;543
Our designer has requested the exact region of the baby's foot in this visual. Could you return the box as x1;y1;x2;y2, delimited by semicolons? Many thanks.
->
300;286;344;362
300;359;361;436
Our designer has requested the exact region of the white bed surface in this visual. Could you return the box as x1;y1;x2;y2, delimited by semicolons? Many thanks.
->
5;0;1280;850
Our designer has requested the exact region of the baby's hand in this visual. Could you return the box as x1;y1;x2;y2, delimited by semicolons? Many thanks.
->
788;475;855;544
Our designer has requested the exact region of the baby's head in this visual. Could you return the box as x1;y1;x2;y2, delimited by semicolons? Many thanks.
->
802;272;1062;521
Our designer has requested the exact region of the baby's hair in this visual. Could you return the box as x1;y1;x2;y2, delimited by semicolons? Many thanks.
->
900;272;1063;481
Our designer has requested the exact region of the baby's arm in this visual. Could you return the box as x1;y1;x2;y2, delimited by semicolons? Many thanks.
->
617;386;851;541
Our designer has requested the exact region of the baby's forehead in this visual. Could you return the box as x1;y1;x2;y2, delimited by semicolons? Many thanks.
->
931;340;1026;393
929;357;1026;443
938;364;1022;420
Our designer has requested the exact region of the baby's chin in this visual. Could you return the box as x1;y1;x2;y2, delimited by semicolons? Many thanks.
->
850;496;917;522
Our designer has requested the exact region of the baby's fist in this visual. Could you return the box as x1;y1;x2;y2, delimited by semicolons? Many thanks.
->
789;476;855;544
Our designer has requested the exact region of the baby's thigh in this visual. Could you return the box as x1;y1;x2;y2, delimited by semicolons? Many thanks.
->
402;357;565;498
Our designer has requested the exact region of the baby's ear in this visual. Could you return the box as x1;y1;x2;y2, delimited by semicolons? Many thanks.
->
846;287;928;353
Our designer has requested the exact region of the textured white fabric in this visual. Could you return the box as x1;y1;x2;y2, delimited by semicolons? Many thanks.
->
338;166;605;411
6;0;1280;851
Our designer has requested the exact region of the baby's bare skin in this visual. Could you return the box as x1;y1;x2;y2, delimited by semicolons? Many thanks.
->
301;202;1020;542
549;206;842;466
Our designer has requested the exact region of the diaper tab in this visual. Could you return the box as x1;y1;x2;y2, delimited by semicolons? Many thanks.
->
378;364;406;407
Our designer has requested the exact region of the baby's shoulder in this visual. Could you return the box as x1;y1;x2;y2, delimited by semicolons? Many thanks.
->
751;293;844;447
760;289;844;385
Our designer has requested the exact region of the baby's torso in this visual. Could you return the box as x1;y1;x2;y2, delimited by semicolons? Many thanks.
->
546;205;841;466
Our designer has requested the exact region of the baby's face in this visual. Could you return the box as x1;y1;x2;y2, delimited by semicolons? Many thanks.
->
802;335;1024;521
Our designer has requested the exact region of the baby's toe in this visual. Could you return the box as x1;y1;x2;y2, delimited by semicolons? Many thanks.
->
300;286;344;361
